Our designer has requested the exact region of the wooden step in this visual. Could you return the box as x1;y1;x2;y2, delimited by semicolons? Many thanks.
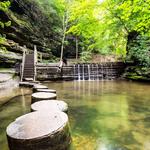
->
22;53;35;80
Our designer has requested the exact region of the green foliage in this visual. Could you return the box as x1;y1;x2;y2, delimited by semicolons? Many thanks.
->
127;35;150;67
0;1;11;28
67;0;102;53
32;0;64;26
0;1;11;51
65;0;129;58
101;0;150;64
80;51;92;62
0;1;10;11
67;0;150;62
1;0;150;67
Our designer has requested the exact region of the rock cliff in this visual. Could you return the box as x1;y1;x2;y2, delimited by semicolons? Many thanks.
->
0;0;62;66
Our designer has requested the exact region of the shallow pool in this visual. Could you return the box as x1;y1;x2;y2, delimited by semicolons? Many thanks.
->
0;81;150;150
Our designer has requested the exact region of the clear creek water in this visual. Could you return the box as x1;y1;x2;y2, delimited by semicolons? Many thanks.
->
0;81;150;150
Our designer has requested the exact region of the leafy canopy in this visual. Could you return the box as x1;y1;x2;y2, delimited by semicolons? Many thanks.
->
0;1;11;28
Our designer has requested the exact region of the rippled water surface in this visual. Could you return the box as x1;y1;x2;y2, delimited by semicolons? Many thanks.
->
0;81;150;150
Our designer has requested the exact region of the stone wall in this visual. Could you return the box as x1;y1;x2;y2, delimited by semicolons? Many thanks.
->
36;62;126;81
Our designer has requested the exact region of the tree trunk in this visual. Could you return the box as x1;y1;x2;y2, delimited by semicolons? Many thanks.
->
60;10;69;62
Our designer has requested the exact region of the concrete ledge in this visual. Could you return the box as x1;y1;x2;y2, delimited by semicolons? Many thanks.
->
33;88;56;93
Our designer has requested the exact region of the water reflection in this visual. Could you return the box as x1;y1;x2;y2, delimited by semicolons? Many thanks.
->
0;81;150;150
0;88;31;150
45;81;150;150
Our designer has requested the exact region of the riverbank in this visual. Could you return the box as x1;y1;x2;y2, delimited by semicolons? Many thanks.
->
0;69;31;106
123;66;150;82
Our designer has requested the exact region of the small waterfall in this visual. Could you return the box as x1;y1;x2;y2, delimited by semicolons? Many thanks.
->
90;64;93;80
91;64;94;80
96;64;99;80
78;64;81;81
73;64;76;80
110;63;113;80
106;63;109;80
101;63;103;81
72;62;115;81
88;64;91;81
82;64;85;81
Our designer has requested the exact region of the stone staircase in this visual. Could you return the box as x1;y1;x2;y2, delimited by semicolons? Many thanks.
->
22;54;35;81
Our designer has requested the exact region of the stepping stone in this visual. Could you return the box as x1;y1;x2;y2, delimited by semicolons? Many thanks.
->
33;84;48;89
33;88;56;93
31;100;68;113
31;92;57;104
33;84;48;93
6;111;71;150
24;78;33;81
19;82;35;88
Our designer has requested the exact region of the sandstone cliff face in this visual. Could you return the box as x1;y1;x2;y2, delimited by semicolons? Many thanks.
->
0;0;62;66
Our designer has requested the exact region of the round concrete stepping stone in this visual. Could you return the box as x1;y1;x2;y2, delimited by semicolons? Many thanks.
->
31;100;68;113
19;82;35;88
33;88;56;93
31;92;57;104
6;111;71;150
33;84;48;93
33;84;48;89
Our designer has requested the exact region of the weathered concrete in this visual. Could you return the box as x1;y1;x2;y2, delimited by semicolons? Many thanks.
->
31;92;57;104
33;89;56;93
31;100;68;113
33;84;48;89
19;82;36;88
32;84;48;92
6;111;71;150
36;62;126;81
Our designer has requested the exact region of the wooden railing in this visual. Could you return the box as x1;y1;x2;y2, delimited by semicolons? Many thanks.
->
20;46;26;81
33;45;38;81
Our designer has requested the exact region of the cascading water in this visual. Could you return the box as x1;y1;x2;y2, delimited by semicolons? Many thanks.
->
101;63;104;81
73;63;116;81
78;64;81;81
106;63;109;80
73;64;76;80
88;64;91;81
91;64;94;80
82;64;85;81
110;63;113;80
96;64;99;80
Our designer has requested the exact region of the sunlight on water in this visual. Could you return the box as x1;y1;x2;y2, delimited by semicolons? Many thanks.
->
0;81;150;150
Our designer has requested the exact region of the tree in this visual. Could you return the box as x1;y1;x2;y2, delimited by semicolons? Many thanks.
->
67;0;103;60
60;0;71;62
101;0;150;65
